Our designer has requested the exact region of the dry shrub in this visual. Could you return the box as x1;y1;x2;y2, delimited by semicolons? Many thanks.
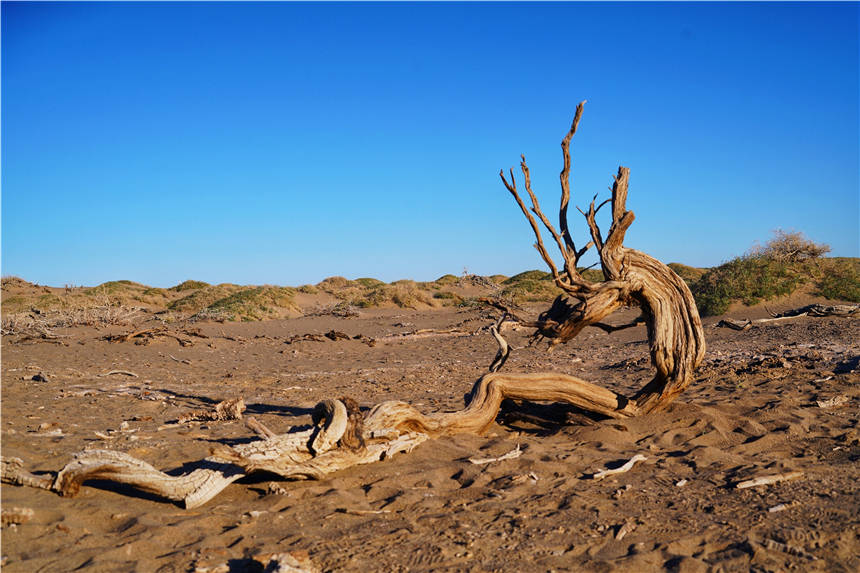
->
749;229;830;262
1;305;142;335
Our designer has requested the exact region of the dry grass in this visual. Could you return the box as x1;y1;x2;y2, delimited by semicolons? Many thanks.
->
1;305;142;336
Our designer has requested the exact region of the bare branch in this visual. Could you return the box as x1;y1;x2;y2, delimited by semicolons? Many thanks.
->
520;156;580;285
604;167;635;253
500;168;565;287
559;101;587;258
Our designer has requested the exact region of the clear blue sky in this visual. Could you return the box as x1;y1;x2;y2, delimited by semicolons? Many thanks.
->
2;2;858;287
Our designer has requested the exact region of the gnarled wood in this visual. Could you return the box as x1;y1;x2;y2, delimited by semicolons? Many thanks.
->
501;102;705;414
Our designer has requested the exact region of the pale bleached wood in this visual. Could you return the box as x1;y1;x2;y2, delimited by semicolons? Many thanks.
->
592;454;647;480
736;471;803;489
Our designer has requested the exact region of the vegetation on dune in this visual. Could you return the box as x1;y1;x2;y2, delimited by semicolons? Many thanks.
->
3;230;856;322
690;230;858;316
812;258;860;303
667;263;706;285
168;284;244;313
206;286;298;321
501;270;563;303
170;280;211;292
434;274;459;286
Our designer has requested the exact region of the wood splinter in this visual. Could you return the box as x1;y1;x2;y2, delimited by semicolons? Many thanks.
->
592;454;647;480
469;444;522;465
736;471;803;489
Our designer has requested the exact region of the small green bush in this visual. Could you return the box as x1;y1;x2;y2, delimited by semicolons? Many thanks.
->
501;270;561;303
170;280;210;292
434;274;459;286
207;286;297;321
354;277;385;288
692;255;804;316
816;260;860;302
667;263;706;285
691;230;834;316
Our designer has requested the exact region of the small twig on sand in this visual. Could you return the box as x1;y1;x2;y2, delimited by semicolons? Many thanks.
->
736;471;803;489
98;370;139;378
168;354;192;365
469;444;522;465
592;454;647;480
615;520;637;540
333;508;391;516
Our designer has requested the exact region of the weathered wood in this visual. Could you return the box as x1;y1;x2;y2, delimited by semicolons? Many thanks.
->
178;398;246;424
500;102;705;414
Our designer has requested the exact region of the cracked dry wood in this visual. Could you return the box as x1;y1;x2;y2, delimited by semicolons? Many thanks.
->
500;100;705;415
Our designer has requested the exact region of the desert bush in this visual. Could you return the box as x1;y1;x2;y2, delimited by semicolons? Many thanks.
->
749;229;830;262
691;231;834;316
501;270;562;303
1;305;142;335
667;263;706;285
168;285;241;313
349;282;433;309
354;277;385;288
692;256;804;316
816;259;860;302
206;286;298;321
318;276;354;291
170;280;210;292
435;274;459;286
297;284;319;294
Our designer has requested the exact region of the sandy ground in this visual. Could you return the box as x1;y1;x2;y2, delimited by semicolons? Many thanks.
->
1;298;858;572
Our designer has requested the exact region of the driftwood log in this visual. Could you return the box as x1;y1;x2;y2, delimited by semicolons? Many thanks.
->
2;103;706;507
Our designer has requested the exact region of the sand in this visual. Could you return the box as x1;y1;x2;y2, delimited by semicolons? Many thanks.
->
1;298;858;572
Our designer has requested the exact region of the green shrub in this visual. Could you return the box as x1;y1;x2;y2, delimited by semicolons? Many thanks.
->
816;260;860;302
354;277;385;288
690;230;834;316
170;280;210;292
667;263;706;285
318;276;354;291
434;274;459;286
501;270;562;303
207;286;297;321
692;255;805;316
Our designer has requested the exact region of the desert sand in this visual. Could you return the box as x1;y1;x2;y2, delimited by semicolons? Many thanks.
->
1;288;858;572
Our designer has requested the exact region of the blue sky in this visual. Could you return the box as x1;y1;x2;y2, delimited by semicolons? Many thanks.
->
2;1;858;287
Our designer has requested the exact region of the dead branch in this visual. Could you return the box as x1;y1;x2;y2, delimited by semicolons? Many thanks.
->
245;416;278;440
1;457;54;490
717;303;860;330
98;370;140;378
736;471;803;489
591;454;647;480
178;398;246;424
468;444;522;465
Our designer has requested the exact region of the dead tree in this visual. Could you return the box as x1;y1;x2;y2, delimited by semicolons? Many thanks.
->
1;103;706;507
496;101;706;415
